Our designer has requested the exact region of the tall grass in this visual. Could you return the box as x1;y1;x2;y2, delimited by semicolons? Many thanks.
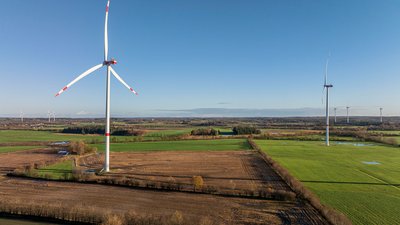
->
0;198;216;225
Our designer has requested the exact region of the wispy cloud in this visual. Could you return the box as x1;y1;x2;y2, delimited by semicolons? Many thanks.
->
76;111;90;115
158;108;324;117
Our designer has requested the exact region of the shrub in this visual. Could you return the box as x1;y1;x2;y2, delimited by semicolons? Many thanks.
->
62;126;104;134
112;129;145;136
199;217;214;225
232;126;261;135
169;211;184;225
68;140;97;155
192;176;204;191
101;213;124;225
191;128;219;136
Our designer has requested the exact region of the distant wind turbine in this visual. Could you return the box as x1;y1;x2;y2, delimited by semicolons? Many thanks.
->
323;55;333;146
380;107;383;123
47;111;51;123
346;106;350;124
334;107;337;123
20;111;24;123
54;0;138;172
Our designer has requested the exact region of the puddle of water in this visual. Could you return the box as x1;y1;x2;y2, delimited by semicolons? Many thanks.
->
335;142;374;147
362;161;381;165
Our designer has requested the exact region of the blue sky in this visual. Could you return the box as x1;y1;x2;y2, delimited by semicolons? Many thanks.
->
1;0;400;117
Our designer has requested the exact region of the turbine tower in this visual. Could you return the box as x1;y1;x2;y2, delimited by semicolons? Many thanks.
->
323;55;333;146
346;106;350;124
47;111;51;123
55;0;138;172
380;107;383;123
334;107;337;123
20;111;24;123
52;112;56;122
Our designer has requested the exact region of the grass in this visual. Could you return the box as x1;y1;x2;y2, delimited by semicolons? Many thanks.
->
0;146;39;153
0;130;103;143
144;129;192;137
255;139;400;225
37;160;73;179
369;130;400;135
92;139;250;152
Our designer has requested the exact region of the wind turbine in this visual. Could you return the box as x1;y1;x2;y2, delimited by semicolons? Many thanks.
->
47;111;51;123
54;0;138;172
323;55;333;146
20;111;24;123
52;112;56;122
334;107;337;123
380;107;383;123
346;106;350;124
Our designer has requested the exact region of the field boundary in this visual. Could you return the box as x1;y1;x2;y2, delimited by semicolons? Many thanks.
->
7;172;295;202
247;138;352;225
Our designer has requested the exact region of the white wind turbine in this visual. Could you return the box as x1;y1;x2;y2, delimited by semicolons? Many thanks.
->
323;55;333;146
55;0;138;172
380;107;383;123
20;111;24;123
334;107;337;123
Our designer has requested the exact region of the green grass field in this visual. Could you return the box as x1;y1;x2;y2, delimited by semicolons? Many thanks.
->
0;146;39;153
144;129;192;137
92;139;250;152
37;160;74;179
255;140;400;225
0;130;102;143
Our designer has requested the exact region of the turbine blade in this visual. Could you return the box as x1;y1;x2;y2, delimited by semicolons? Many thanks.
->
104;0;110;61
55;64;104;97
325;58;329;86
110;67;138;95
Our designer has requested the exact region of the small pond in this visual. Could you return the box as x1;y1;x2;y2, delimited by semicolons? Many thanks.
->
335;142;374;147
362;161;381;165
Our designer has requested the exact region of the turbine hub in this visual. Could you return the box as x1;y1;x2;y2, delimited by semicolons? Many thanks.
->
104;59;117;65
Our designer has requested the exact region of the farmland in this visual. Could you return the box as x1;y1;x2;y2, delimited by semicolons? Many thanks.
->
0;120;335;224
255;140;400;225
1;117;400;224
0;146;39;154
91;139;251;152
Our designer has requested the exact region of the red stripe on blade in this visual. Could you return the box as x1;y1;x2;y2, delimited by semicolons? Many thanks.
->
62;87;68;91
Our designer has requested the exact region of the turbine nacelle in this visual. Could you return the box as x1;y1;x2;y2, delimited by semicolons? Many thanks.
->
324;84;333;88
104;59;117;65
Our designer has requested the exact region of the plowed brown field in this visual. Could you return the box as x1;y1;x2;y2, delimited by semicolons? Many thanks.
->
0;149;328;224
